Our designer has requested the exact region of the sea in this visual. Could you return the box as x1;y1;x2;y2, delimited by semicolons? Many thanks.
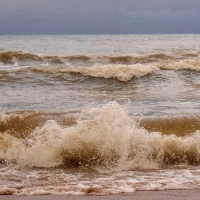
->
1;34;200;195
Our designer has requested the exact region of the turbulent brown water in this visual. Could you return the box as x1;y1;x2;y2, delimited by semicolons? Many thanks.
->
1;34;200;195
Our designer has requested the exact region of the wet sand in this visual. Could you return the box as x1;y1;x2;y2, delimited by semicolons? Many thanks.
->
1;190;200;200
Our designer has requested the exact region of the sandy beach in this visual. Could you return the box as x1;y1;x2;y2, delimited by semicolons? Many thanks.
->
1;190;200;200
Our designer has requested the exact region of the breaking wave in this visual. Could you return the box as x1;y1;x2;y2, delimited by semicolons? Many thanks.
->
30;58;200;82
50;64;158;82
1;102;200;169
158;58;200;71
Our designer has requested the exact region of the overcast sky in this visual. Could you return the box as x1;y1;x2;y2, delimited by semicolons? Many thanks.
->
0;0;200;34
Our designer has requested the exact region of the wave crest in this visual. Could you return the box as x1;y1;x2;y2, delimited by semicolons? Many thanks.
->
0;51;90;65
0;51;42;64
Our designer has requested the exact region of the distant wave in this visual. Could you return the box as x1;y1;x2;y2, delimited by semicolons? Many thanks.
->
0;51;42;64
0;51;90;64
0;50;199;65
108;54;173;64
1;102;200;169
1;51;200;82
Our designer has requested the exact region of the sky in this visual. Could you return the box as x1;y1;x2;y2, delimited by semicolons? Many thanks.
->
0;0;200;34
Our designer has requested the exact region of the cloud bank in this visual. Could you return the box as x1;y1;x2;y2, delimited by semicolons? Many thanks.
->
0;0;200;34
117;8;200;33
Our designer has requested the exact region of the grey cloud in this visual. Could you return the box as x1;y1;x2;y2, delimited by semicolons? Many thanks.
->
1;0;200;34
117;8;200;33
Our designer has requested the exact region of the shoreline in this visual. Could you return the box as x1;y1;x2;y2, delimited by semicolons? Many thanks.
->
1;190;200;200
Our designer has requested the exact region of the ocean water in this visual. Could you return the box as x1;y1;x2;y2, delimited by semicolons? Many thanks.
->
1;34;200;195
